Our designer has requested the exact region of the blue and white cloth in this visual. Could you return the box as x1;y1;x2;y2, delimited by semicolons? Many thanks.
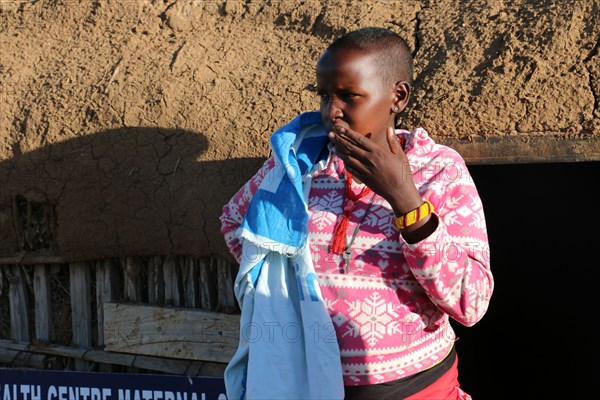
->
224;111;344;400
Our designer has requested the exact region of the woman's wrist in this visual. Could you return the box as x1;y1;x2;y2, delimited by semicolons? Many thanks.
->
386;187;424;217
387;192;438;243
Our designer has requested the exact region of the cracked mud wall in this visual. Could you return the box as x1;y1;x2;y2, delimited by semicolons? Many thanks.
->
0;0;598;262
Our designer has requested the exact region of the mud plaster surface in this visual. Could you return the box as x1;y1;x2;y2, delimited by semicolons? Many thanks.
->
0;0;598;261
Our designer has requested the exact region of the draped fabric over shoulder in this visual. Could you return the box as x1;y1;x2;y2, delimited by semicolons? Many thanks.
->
223;111;345;400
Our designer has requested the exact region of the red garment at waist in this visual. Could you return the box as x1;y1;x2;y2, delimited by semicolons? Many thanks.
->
405;356;471;400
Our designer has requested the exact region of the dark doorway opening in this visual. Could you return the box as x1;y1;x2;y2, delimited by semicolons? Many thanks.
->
452;161;599;399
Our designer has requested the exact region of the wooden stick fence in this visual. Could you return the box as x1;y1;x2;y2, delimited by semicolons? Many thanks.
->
0;255;239;376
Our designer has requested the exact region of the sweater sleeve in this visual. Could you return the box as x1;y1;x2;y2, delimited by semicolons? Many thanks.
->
220;156;276;263
400;148;494;327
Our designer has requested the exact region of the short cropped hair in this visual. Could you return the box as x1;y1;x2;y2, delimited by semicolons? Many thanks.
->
326;27;414;87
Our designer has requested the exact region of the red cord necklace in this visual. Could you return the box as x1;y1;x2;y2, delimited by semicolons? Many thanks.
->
329;170;375;259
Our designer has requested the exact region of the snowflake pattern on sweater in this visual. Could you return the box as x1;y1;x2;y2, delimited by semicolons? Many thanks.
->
220;127;493;386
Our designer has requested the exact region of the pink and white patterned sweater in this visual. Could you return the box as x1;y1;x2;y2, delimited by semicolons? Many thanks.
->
220;127;494;386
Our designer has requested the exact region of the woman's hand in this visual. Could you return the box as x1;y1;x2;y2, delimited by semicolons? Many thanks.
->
328;125;424;216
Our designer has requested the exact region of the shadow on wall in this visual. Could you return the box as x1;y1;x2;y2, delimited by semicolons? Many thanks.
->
0;127;266;263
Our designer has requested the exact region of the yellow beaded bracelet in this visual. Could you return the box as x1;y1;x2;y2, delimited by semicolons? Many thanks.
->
394;200;434;230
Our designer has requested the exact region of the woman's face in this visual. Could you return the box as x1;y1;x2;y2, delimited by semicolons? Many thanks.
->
316;48;398;147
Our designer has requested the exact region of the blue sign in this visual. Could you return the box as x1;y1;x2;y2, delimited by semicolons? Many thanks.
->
0;369;227;400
